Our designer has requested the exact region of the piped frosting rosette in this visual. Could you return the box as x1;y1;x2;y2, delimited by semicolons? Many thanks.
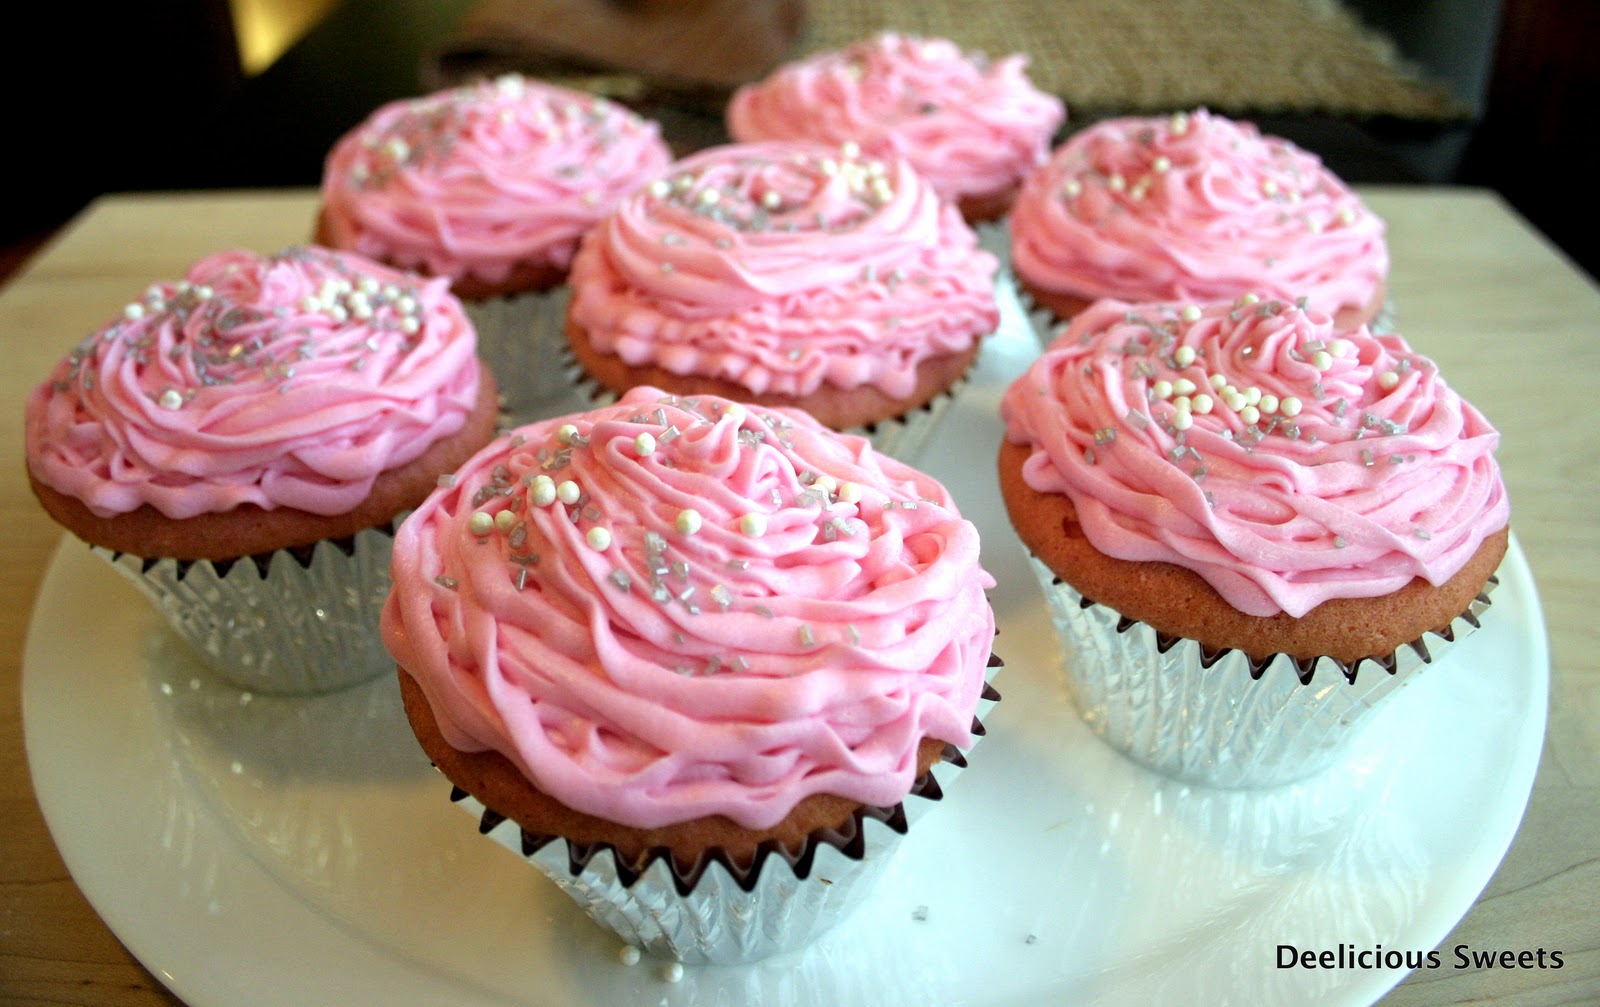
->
27;246;481;521
1010;110;1387;331
727;33;1065;215
566;141;999;454
1001;296;1508;786
385;386;997;832
24;246;487;694
320;74;672;288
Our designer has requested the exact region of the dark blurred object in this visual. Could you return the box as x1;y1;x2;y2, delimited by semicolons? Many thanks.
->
1459;0;1600;281
0;1;242;244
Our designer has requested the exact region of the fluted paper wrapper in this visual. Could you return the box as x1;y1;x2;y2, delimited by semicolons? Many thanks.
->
93;526;396;695
465;286;573;425
455;789;916;964
1028;557;1495;788
446;677;997;965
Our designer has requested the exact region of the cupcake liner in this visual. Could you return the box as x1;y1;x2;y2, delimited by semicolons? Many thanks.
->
567;354;974;463
972;217;1012;264
447;673;1000;965
464;286;574;425
1027;557;1497;788
93;525;398;695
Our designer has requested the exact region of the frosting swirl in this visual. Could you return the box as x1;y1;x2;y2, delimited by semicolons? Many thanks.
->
320;75;673;287
567;141;1000;399
1010;110;1387;321
26;247;482;519
383;387;996;830
727;33;1065;206
1001;297;1508;618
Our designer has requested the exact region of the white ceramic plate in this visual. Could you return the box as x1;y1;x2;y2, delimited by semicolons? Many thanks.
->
23;288;1549;1007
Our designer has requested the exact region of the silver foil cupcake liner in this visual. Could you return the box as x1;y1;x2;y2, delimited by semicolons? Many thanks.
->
465;285;574;425
1028;557;1496;788
447;673;1000;965
93;525;398;695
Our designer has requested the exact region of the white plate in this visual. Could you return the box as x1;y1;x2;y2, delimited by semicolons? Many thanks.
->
23;288;1549;1007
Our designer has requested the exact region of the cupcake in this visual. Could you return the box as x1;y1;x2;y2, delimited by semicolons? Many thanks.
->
317;74;673;421
727;32;1065;225
999;296;1508;787
1010;110;1389;333
383;386;999;963
563;141;1001;459
24;246;499;694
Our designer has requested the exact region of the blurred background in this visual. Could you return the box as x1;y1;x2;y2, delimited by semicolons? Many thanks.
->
0;0;1593;282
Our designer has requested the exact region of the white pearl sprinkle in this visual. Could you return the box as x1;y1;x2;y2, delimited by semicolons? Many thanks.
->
841;140;861;159
1224;391;1247;413
1209;373;1229;390
1171;409;1193;431
1242;293;1261;305
1173;377;1197;396
469;512;494;536
1191;393;1214;414
1379;370;1400;390
662;962;684;983
721;403;746;427
1280;396;1304;418
676;509;702;535
1261;179;1279;197
556;480;581;505
1259;393;1280;415
740;513;767;537
812;475;838;496
124;303;146;320
1107;173;1126;192
1332;339;1354;357
1152;379;1173;400
1241;405;1261;425
618;945;641;966
530;475;556;507
157;388;183;410
1173;394;1191;411
648;179;671;198
1170;112;1189;135
1180;305;1202;323
1243;386;1262;406
697;188;720;206
838;481;862;504
1173;345;1196;366
494;510;517;534
1062;178;1082;199
1311;350;1334;371
557;424;579;445
761;190;781;209
1339;207;1358;225
586;527;612;551
634;432;657;456
1153;156;1172;173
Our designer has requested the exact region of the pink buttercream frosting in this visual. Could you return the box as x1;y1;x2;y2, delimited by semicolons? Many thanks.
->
320;74;673;288
383;387;996;830
1001;297;1508;618
1010;110;1387;321
26;246;482;519
566;141;1000;400
727;33;1065;206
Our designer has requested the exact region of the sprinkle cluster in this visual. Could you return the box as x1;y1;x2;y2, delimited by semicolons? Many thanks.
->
60;248;429;411
438;394;946;678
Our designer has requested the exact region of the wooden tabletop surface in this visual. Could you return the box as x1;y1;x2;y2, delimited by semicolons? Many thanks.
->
1;188;1596;1005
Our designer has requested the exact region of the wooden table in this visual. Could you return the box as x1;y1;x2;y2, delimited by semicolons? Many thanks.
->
1;189;1596;1005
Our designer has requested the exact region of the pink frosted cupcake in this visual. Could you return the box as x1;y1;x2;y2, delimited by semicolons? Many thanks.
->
727;33;1065;224
999;295;1508;786
25;246;498;694
1010;109;1389;332
564;141;1001;459
384;386;999;962
318;74;673;420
